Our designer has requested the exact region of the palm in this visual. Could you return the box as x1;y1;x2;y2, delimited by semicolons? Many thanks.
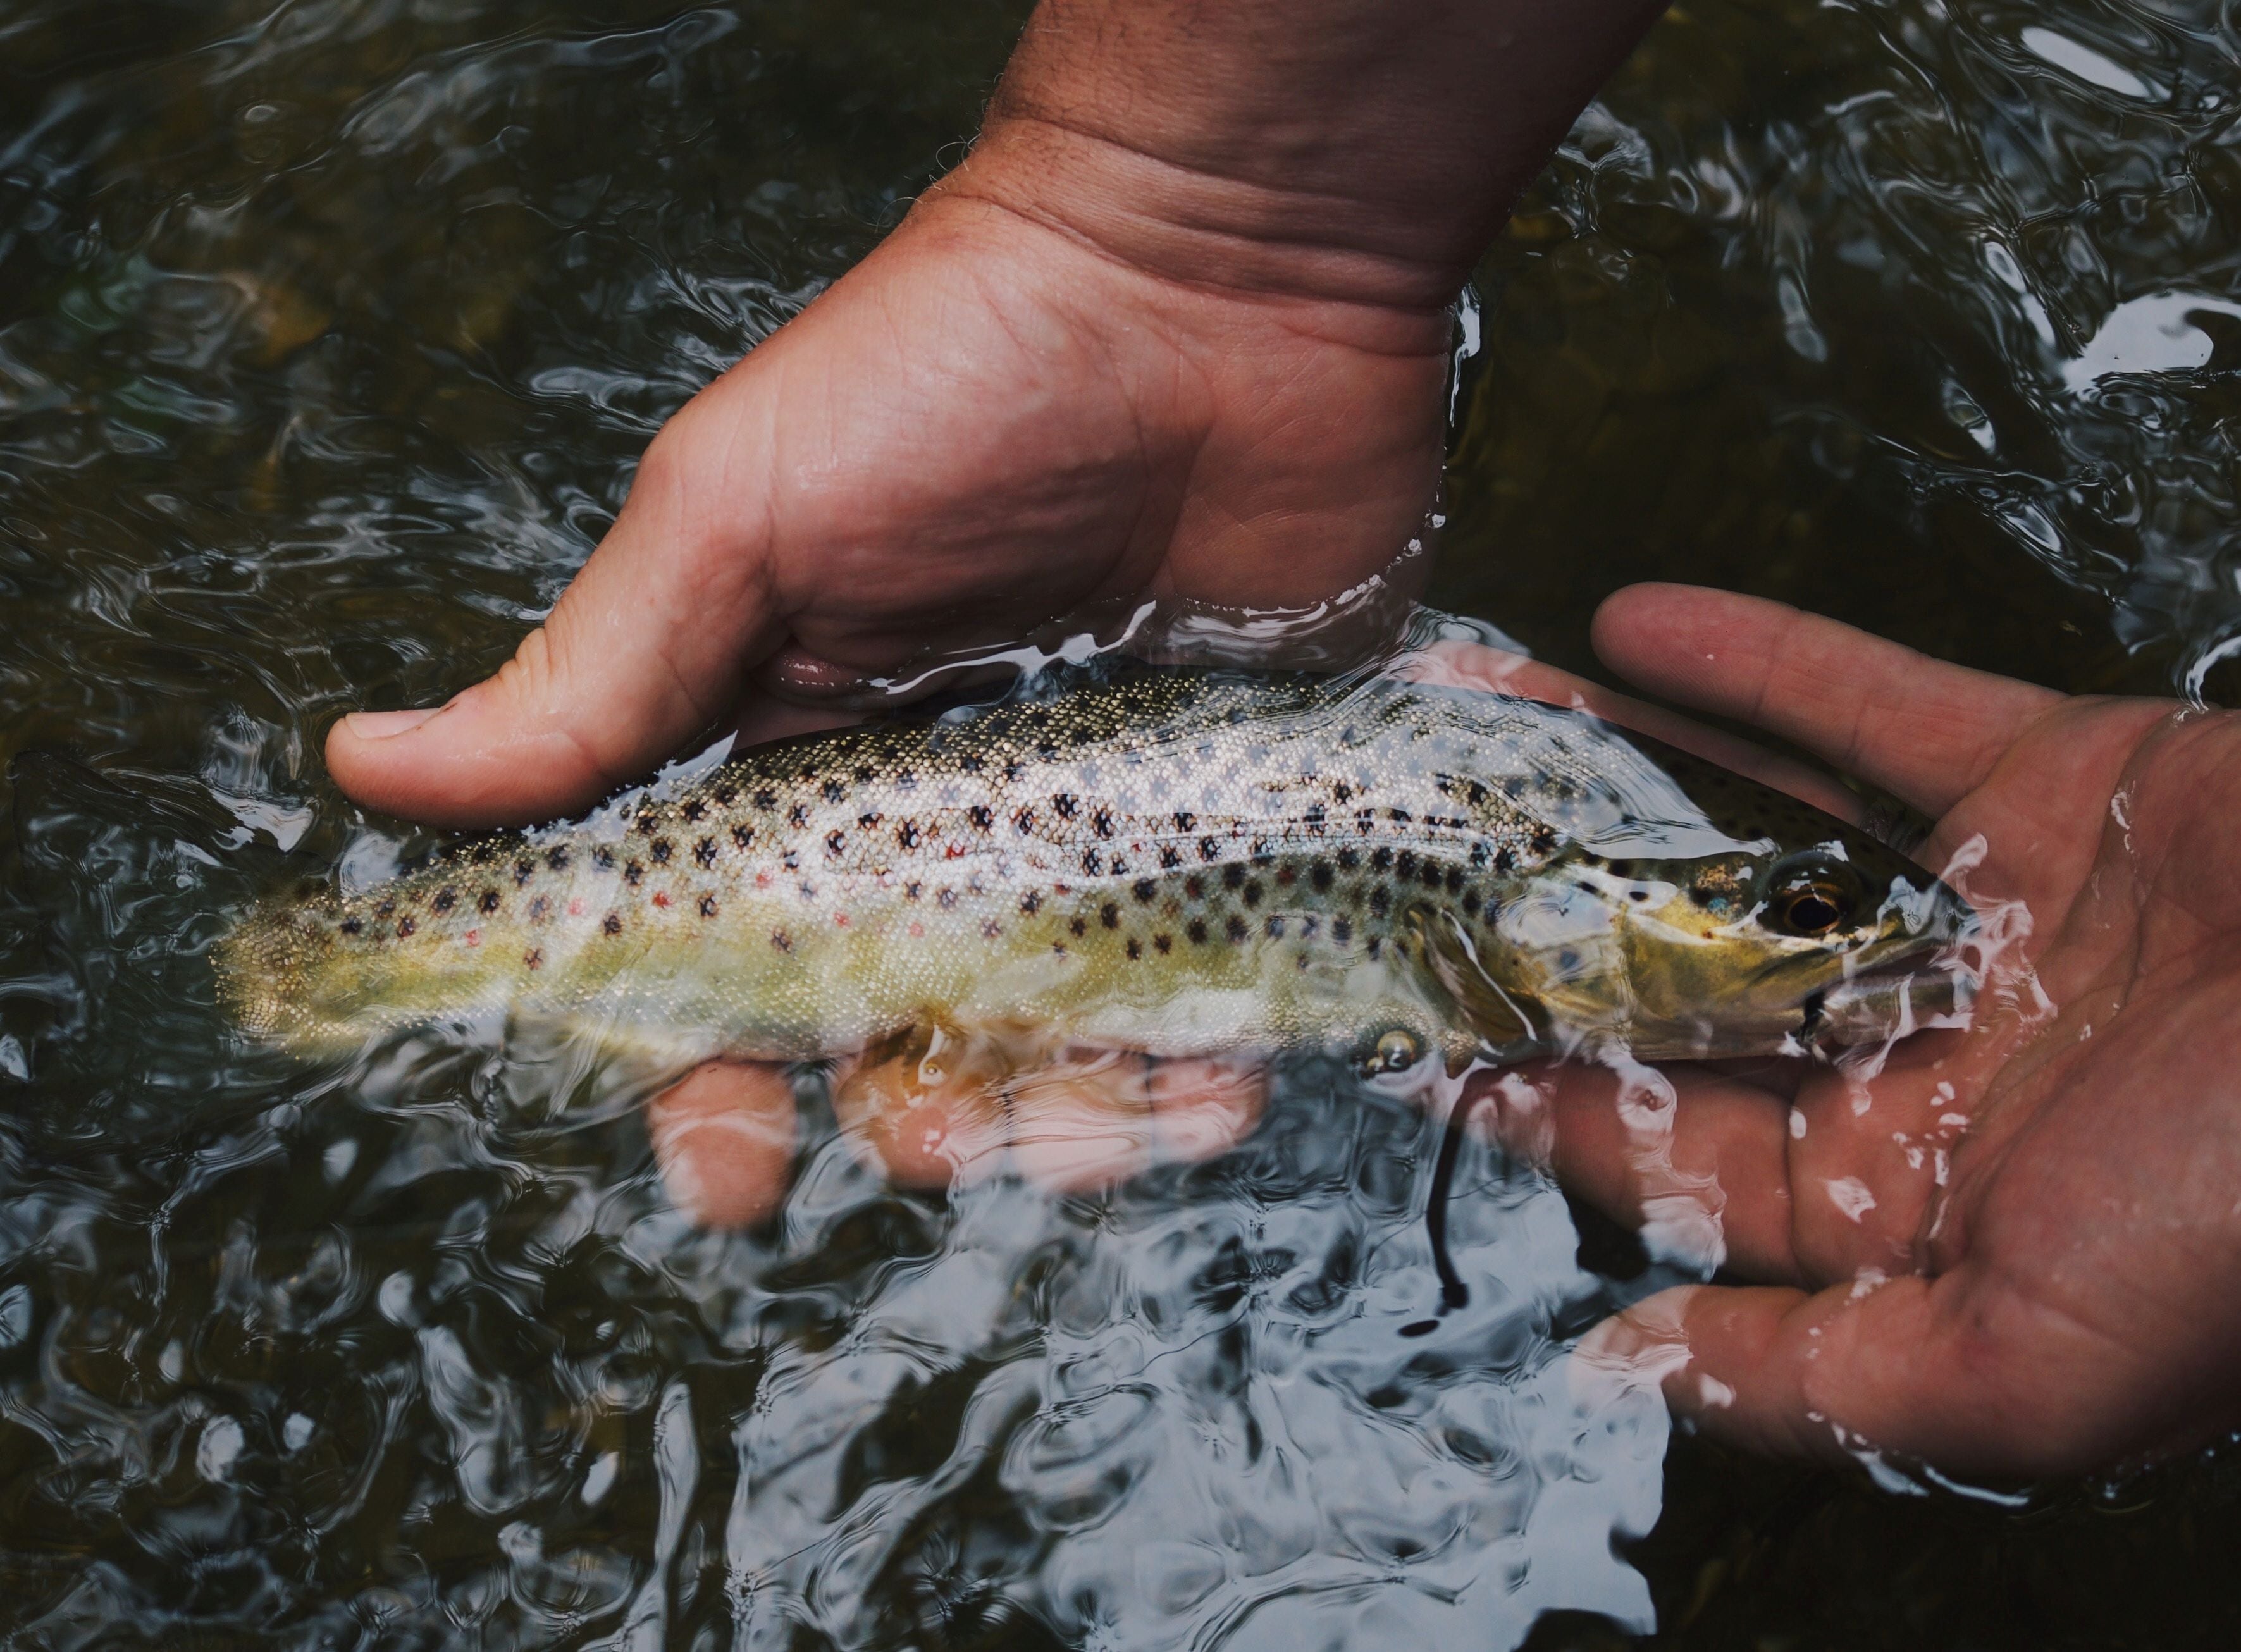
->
1550;588;2241;1477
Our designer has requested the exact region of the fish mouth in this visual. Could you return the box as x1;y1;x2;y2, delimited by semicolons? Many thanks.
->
1799;951;1973;1050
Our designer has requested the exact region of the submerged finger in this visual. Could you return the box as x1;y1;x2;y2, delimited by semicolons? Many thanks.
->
1590;584;2061;818
1006;1049;1269;1190
1482;1061;1805;1282
646;1059;801;1227
833;1034;1011;1187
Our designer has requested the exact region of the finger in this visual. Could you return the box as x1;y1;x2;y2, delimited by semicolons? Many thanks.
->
1590;584;2062;818
833;1030;1012;1188
1572;1273;2126;1477
327;410;786;828
1144;1054;1266;1162
1409;639;1865;824
646;1060;800;1227
1481;1060;1804;1282
1004;1049;1268;1190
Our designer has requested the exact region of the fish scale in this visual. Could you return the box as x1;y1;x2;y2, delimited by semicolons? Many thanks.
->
217;669;1965;1068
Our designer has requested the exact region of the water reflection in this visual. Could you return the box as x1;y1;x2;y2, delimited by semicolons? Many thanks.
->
5;0;2241;1643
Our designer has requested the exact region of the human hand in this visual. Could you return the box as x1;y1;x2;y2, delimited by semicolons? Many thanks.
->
1522;584;2241;1479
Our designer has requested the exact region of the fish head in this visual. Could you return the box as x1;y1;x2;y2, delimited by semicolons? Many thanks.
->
1429;733;1975;1062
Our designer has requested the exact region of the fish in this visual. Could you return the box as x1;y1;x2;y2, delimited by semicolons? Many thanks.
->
215;668;1973;1076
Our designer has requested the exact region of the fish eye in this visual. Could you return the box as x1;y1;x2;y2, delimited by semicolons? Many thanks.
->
1766;858;1859;937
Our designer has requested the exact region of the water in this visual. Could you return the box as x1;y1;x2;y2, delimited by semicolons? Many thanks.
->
4;0;2241;1645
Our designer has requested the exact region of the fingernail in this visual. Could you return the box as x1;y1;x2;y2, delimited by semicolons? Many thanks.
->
342;707;440;741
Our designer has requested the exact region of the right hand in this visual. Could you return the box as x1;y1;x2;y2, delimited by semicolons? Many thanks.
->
326;184;1454;830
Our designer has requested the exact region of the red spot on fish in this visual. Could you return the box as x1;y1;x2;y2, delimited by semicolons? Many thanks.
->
908;920;924;937
756;871;773;887
464;930;480;947
653;891;672;908
834;913;851;928
944;844;966;859
568;899;586;917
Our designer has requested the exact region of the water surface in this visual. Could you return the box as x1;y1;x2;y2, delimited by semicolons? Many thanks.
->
4;0;2241;1646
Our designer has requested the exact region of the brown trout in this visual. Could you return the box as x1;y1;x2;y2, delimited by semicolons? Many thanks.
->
217;670;1970;1073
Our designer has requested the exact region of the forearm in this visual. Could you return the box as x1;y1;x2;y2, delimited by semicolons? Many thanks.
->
940;0;1670;312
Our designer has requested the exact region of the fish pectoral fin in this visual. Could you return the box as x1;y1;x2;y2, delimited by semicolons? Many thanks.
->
1400;903;1545;1059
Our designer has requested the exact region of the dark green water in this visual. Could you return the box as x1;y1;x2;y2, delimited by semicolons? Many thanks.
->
3;0;2240;1645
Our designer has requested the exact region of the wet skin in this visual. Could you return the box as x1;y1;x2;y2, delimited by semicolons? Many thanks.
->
643;586;2241;1486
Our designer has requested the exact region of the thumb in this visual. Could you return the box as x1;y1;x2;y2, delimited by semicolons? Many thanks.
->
325;422;784;828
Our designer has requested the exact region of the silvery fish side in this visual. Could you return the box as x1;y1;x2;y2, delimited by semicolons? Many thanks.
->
216;670;1973;1070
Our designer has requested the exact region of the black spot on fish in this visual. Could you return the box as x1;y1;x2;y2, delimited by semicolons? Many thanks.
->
1469;841;1491;869
826;830;846;856
858;811;882;830
1395;850;1417;877
1092;809;1115;839
1184;875;1205;900
781;850;800;872
1370;848;1394;872
652;839;673;864
545;848;571;872
938;888;959;909
983;918;1003;939
529;896;550;920
715;785;738;806
1242;882;1262;907
624;862;645;887
1366;936;1382;960
789;803;810;827
1154;934;1173;954
524;947;543;970
696;838;718;867
1311;862;1335;893
1265;916;1285;938
905;882;923;901
1199;837;1221;861
1187;919;1209;945
1334;782;1353;803
1495;846;1517;872
593;848;615;871
1053;793;1078;819
1082;848;1103;875
1020;891;1042;915
855;765;875;784
731;824;755;851
1445;867;1464;893
1070;917;1088;937
376;898;395;918
1337;848;1361;872
1132;879;1156;903
968;805;994;832
340;918;361;936
1304;803;1326;836
1388;808;1412;824
1531;827;1558;856
1126;937;1142;959
514;860;535;887
1421;861;1443;888
1226;915;1249;944
1100;903;1120;929
683;799;707;823
771;930;791;952
753;788;777;810
433;889;457;913
602;913;622;935
699;894;718;918
958;754;985;773
1223;864;1247;891
1159;845;1182;869
478;890;500;915
1369;885;1391;917
897;821;920;849
1173;810;1196;832
895;771;917;791
822;779;846;803
1015;808;1037;834
1333;918;1352;944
